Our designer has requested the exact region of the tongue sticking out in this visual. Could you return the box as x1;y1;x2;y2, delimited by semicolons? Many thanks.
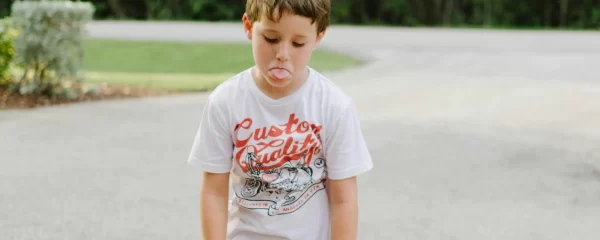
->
269;68;290;80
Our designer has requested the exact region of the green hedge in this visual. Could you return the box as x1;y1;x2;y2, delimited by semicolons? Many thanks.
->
73;0;600;29
0;17;17;86
9;0;95;97
2;0;599;29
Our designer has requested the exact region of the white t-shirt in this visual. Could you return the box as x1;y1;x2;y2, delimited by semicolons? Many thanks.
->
188;66;373;240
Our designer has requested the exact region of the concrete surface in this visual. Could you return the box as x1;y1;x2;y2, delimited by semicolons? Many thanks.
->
1;21;600;239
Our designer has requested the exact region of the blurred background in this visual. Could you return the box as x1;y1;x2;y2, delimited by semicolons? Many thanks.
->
1;0;600;239
2;0;600;29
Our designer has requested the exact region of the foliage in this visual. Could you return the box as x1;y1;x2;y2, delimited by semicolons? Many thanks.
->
2;0;599;29
9;0;95;98
23;0;595;30
0;17;18;86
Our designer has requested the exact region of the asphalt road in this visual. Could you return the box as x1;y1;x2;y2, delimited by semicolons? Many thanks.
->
1;21;600;240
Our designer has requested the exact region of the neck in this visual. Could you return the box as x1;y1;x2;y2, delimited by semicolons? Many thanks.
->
252;67;309;100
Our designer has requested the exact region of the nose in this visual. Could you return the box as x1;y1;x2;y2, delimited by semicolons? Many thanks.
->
275;44;289;62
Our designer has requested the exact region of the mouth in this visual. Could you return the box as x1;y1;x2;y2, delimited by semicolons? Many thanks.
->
268;67;291;81
269;67;290;72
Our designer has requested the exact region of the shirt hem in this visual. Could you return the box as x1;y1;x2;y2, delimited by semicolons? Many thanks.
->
327;162;374;180
188;156;232;173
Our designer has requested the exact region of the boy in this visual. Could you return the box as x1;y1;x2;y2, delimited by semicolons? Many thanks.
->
187;0;373;239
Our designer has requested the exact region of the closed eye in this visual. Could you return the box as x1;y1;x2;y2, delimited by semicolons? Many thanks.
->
263;36;278;43
264;36;305;48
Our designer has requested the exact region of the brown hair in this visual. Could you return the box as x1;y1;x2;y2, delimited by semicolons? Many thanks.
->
245;0;330;34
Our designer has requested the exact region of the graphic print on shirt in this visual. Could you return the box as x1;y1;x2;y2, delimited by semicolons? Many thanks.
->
233;113;327;216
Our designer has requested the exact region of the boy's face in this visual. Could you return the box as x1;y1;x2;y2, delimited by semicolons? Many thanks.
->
243;10;326;94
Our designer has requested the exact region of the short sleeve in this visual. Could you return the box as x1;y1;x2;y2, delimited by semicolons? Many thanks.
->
187;96;233;173
324;101;373;180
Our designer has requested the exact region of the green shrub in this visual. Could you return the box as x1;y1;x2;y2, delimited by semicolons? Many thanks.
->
10;0;95;98
0;17;17;86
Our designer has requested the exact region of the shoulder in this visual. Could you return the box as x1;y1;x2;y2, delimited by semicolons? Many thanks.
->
205;68;252;108
308;69;373;179
308;68;354;119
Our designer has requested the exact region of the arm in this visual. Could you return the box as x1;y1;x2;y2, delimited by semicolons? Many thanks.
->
200;171;230;240
324;101;373;240
187;96;233;239
329;176;359;240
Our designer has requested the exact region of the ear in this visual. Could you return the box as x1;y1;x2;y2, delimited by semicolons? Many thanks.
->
315;28;327;47
242;13;253;40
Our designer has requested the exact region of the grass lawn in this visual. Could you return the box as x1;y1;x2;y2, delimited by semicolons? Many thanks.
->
82;39;363;92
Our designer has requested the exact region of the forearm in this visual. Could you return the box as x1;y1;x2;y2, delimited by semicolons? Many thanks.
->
200;191;228;239
330;200;358;240
200;173;230;240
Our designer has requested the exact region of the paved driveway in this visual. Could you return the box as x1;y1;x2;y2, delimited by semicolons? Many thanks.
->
2;21;600;239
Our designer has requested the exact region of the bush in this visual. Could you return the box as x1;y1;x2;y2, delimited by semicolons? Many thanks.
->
0;17;17;86
10;0;95;98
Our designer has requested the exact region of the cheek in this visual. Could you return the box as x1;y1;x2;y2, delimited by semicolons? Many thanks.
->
252;40;274;64
292;48;313;66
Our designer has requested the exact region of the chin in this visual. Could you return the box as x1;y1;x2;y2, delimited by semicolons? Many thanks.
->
265;76;293;88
